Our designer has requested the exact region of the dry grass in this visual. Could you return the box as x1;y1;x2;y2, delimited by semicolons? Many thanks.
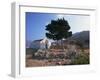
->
26;48;89;67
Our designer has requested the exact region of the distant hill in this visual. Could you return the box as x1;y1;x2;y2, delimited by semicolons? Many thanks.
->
26;40;32;48
70;31;89;41
67;31;90;48
26;31;90;49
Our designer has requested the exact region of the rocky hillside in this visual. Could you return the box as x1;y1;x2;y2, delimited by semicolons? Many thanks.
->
70;31;89;42
67;31;89;48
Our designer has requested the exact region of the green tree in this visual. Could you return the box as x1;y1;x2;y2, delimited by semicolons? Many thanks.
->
45;18;72;49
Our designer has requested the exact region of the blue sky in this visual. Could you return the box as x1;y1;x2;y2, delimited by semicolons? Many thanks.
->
26;12;90;41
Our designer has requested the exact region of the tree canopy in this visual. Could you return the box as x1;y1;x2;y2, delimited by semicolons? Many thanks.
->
45;18;72;41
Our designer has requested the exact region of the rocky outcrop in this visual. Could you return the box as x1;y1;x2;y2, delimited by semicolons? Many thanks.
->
33;45;82;60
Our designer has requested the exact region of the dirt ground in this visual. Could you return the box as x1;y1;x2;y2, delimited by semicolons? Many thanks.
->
26;54;71;67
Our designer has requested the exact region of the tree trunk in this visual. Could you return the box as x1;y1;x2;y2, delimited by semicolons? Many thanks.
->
61;40;64;50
